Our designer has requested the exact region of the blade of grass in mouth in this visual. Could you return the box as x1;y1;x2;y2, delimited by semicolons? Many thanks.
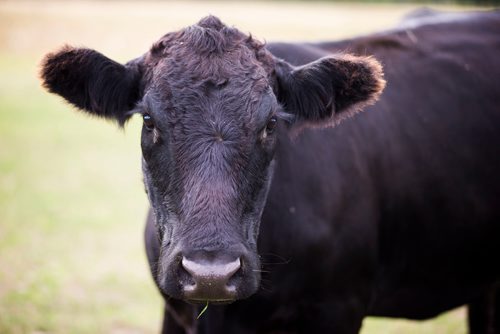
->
197;301;209;319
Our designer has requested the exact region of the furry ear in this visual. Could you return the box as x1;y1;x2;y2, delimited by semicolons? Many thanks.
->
274;55;385;125
40;46;143;125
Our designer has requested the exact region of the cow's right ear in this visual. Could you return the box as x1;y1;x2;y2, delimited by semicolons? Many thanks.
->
40;46;143;125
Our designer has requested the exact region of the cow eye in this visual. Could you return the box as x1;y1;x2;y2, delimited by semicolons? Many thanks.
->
143;113;154;130
266;116;277;134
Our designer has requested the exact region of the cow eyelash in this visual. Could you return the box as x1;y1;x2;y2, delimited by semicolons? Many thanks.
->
275;110;295;124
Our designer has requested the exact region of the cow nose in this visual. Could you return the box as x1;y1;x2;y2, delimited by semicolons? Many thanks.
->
180;255;241;302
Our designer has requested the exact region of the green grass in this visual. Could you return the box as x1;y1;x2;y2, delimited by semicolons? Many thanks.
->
0;1;480;333
0;54;161;333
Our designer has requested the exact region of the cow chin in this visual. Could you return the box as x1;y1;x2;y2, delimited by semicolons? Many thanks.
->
158;242;261;304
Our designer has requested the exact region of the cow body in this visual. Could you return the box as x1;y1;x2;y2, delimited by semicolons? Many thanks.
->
269;9;500;327
41;9;500;334
146;11;500;333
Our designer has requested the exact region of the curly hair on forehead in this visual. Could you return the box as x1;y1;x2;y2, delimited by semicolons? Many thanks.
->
148;15;275;74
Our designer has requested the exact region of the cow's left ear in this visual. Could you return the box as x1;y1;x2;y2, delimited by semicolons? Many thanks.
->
274;55;385;125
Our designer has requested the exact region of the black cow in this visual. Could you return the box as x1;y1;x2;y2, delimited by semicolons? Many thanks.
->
41;10;500;334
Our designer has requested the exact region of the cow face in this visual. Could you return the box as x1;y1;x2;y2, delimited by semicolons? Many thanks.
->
41;16;385;303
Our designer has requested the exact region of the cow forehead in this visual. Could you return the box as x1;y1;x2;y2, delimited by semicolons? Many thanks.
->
147;59;272;132
150;39;272;94
154;50;271;102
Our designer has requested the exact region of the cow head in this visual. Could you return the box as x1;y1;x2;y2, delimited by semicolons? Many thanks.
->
41;16;385;304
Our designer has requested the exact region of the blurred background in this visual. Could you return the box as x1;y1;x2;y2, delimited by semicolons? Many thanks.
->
0;1;494;333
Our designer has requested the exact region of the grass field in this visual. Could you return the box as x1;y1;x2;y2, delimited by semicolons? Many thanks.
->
0;1;483;333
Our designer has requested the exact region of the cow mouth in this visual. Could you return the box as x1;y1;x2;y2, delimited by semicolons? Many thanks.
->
185;298;235;305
